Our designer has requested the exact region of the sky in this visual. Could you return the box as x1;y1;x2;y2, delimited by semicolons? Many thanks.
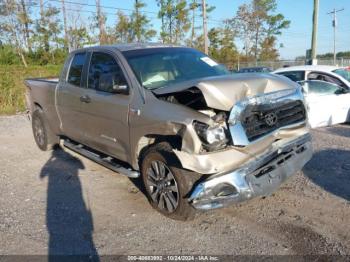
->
45;0;350;60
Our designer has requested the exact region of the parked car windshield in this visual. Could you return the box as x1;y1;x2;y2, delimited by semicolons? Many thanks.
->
333;69;350;82
122;48;230;90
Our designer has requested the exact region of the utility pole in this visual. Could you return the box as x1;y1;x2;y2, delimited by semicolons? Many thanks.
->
61;0;70;52
202;0;208;54
311;0;319;65
327;8;344;65
96;0;106;44
190;0;198;45
39;0;44;22
135;0;139;42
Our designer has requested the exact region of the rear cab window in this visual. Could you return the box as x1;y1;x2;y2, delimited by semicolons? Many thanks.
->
67;52;87;87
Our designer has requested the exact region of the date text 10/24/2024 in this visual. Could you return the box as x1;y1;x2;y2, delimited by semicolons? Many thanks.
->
127;256;219;261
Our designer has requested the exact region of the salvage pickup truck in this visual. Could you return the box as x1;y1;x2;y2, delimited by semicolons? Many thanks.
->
25;43;312;220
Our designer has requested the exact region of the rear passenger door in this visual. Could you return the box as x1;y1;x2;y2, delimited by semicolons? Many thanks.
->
56;52;87;141
79;51;131;162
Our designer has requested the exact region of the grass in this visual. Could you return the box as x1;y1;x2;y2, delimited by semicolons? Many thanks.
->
0;65;61;115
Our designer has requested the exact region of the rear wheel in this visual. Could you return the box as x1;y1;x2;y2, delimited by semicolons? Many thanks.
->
141;143;201;220
32;109;59;151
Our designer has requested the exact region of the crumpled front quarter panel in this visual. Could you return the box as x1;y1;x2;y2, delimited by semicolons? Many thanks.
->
128;92;210;169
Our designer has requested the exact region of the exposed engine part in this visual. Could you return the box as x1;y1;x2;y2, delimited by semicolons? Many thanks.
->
158;88;231;152
212;112;227;123
199;110;216;118
158;87;208;110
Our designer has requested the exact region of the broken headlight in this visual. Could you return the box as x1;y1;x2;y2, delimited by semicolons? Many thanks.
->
193;121;228;150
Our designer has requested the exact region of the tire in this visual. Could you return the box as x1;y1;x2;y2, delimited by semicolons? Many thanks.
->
32;109;59;151
140;142;202;221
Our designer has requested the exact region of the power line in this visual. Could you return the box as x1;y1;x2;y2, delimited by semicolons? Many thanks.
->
46;0;225;25
47;0;159;15
30;3;159;20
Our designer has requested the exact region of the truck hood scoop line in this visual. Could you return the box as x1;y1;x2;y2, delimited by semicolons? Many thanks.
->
152;74;299;111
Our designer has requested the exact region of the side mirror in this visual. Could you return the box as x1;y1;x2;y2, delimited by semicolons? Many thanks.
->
98;73;129;94
335;88;348;95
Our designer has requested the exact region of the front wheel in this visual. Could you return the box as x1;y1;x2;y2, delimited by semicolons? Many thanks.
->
141;143;201;220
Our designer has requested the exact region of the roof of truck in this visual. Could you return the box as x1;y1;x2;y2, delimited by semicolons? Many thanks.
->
74;43;184;53
112;43;182;51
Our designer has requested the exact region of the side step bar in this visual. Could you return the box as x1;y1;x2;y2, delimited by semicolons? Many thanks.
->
63;139;140;178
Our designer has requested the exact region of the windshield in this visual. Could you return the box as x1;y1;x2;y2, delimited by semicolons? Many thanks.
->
333;69;350;82
122;48;230;90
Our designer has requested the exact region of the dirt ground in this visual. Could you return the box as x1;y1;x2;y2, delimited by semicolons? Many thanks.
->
0;115;349;256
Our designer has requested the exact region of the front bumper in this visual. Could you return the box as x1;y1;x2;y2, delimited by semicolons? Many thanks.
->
189;134;313;210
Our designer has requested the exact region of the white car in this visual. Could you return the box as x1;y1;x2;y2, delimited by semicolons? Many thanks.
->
274;65;350;128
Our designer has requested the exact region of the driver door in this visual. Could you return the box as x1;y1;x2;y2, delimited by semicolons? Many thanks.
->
79;51;131;162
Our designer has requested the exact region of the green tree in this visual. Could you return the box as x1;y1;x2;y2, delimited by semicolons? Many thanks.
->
18;0;33;52
157;0;191;44
188;0;215;47
0;0;29;66
259;36;279;61
69;26;93;50
114;10;132;43
207;23;238;68
0;44;21;65
130;0;156;42
35;4;61;53
233;0;290;62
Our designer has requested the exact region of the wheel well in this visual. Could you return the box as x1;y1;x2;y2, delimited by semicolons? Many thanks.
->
33;102;43;111
136;135;182;163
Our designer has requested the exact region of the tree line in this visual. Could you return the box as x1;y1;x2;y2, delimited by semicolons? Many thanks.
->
0;0;290;68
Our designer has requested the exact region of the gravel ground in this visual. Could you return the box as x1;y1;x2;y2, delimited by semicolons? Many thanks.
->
0;115;349;256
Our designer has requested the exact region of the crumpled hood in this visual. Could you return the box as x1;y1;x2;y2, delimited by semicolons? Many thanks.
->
152;73;300;111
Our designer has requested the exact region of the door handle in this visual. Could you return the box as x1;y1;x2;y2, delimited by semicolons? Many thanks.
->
80;95;91;103
130;108;140;116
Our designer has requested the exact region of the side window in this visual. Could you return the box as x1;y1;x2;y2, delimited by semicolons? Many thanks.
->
88;52;127;93
278;71;305;82
304;81;342;95
308;72;345;87
67;53;86;87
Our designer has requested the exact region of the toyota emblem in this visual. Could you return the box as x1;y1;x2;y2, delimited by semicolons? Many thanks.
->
265;112;278;126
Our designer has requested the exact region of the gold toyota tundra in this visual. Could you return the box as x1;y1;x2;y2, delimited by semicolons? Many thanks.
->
25;44;312;220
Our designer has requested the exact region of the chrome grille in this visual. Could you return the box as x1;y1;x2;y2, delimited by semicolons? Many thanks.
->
242;100;306;141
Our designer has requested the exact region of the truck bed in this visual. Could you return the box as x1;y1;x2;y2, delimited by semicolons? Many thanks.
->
24;77;60;126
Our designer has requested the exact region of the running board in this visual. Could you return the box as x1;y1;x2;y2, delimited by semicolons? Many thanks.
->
63;139;140;178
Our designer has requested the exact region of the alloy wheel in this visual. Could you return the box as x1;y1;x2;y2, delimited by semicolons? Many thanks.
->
145;160;179;213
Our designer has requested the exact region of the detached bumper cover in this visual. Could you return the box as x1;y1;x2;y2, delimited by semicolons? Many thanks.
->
189;134;313;210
